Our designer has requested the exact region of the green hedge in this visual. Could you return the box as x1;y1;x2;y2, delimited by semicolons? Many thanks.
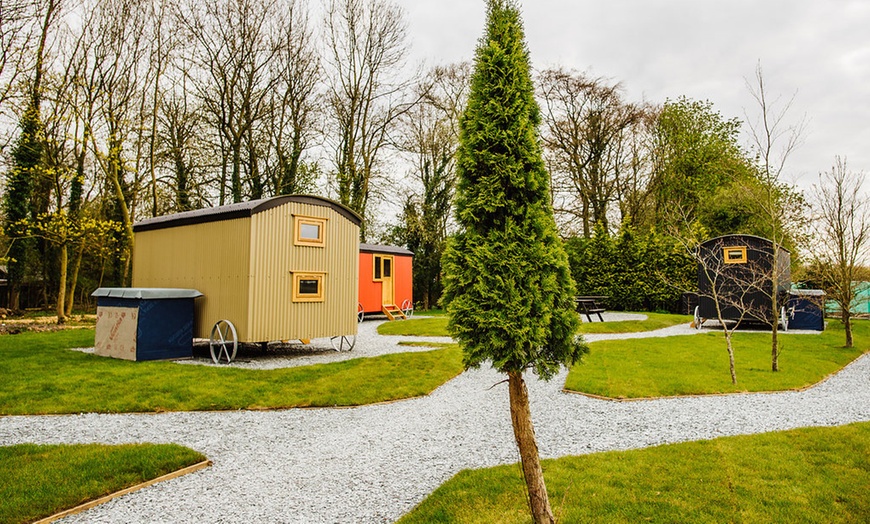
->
565;223;695;313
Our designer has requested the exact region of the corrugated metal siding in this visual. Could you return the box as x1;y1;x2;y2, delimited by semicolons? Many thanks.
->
394;255;414;308
358;252;382;313
248;202;359;341
131;219;252;340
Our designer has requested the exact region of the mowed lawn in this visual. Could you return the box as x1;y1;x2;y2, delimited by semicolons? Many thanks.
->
398;422;870;524
378;312;691;337
565;320;869;398
0;329;463;415
577;312;690;334
0;443;206;524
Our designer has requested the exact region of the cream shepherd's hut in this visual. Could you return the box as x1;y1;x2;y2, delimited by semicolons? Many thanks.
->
132;195;361;360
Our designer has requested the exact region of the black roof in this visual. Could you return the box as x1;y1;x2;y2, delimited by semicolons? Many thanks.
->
133;195;362;232
700;234;790;253
359;243;414;256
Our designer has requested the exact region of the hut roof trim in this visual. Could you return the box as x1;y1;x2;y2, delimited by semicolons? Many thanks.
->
701;233;791;253
132;195;362;233
359;243;414;256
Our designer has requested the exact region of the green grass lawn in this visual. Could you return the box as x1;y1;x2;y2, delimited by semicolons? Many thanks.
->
0;330;464;415
379;312;692;337
577;312;691;334
565;320;868;398
0;443;205;524
398;422;870;524
379;316;452;336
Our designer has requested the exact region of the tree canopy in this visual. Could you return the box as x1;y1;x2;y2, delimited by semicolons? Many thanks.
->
442;0;585;380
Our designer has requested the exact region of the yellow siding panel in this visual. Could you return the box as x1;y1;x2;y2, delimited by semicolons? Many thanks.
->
132;219;252;340
248;202;359;341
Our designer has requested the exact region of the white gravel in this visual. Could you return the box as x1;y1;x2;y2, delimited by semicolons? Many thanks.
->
2;317;868;523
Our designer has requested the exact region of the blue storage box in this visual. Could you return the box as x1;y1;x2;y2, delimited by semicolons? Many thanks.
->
92;288;202;361
787;289;825;331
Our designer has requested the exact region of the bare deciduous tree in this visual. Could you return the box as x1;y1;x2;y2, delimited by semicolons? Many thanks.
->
263;0;320;196
811;157;870;348
176;0;287;203
158;86;207;212
0;0;38;115
393;62;470;308
87;0;150;284
744;61;806;372
323;0;415;240
539;68;646;237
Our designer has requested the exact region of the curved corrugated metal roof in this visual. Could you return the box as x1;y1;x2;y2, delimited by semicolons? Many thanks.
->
132;195;363;232
700;234;790;253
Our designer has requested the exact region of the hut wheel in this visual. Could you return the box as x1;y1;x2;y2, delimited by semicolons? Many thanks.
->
357;302;365;323
780;306;788;332
209;319;238;364
330;334;356;352
692;306;703;330
401;299;414;318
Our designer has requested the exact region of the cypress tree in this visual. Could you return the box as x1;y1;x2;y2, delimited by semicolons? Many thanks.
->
441;1;587;522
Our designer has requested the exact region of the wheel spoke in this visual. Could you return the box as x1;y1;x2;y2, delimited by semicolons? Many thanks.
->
210;320;237;364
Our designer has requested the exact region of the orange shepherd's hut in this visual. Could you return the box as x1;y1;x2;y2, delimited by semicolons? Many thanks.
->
358;244;413;321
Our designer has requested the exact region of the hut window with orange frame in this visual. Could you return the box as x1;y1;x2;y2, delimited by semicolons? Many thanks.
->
294;215;327;247
723;246;747;264
292;272;325;302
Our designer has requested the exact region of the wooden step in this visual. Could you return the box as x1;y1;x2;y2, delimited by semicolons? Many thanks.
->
381;304;406;321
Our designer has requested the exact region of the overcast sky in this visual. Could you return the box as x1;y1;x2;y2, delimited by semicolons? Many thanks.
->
400;0;870;193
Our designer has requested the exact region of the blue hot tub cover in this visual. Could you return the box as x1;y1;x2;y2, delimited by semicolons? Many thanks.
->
92;287;203;300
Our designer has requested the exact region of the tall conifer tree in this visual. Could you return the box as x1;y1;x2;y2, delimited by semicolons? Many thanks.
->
442;1;587;522
3;105;43;309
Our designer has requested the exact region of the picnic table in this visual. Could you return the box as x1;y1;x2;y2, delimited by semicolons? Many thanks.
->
575;296;607;322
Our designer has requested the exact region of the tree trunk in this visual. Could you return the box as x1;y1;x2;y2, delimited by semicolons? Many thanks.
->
771;325;779;372
725;331;737;384
843;310;853;348
56;244;68;324
10;287;20;311
508;371;554;524
64;244;84;318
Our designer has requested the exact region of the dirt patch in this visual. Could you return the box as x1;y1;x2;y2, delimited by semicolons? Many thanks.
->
0;314;96;335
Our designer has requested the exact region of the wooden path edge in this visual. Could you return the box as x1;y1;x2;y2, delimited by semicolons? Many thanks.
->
32;459;212;523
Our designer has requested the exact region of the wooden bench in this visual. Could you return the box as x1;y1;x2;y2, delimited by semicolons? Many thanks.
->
575;296;606;322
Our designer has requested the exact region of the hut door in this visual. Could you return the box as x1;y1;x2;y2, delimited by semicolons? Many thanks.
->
380;256;395;305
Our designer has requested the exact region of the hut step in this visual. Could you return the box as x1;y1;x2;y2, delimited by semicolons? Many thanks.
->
381;304;406;321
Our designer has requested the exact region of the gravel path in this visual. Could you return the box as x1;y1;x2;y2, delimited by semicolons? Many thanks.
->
2;317;868;523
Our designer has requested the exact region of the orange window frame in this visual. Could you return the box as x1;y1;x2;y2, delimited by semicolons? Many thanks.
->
723;246;747;264
293;215;327;247
291;272;325;302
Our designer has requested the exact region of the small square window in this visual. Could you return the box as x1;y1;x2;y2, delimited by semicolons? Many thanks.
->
292;272;325;302
294;215;327;247
723;246;747;264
